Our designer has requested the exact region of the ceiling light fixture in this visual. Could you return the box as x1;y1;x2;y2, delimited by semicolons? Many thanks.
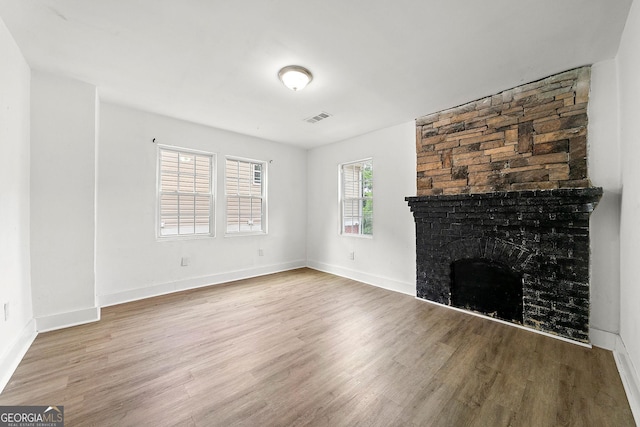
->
278;65;313;91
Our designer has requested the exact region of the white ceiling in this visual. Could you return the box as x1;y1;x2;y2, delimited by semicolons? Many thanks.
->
0;0;632;148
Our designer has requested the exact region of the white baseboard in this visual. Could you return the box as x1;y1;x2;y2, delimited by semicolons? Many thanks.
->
613;335;640;425
306;260;415;296
590;327;618;350
99;260;307;307
0;319;37;393
35;306;101;332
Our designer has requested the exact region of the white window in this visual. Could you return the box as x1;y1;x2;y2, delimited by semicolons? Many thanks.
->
158;147;214;237
225;157;266;234
340;159;373;236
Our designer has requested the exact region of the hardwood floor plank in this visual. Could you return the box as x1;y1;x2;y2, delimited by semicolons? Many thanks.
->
0;268;635;426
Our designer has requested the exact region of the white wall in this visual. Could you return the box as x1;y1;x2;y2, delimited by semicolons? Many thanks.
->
616;0;640;414
96;103;307;305
30;70;99;330
306;122;416;294
0;15;34;390
588;59;622;339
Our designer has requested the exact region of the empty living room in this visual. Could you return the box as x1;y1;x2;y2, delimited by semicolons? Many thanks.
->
1;1;640;426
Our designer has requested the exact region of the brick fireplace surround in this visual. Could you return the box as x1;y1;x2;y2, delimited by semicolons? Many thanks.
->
406;66;602;343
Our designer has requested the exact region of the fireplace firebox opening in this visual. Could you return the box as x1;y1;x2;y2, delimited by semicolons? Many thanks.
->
451;258;523;324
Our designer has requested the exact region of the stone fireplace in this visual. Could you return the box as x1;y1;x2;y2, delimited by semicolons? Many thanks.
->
406;66;602;343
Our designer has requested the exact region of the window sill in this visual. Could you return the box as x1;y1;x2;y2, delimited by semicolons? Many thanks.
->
340;233;373;239
224;231;267;238
156;234;215;242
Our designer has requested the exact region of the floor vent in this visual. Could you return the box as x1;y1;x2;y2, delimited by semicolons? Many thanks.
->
304;112;332;124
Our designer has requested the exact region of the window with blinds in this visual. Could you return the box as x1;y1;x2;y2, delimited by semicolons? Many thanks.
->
340;159;373;236
225;157;266;234
158;147;214;237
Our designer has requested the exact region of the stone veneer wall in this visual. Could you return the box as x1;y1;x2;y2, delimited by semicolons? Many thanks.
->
416;67;591;196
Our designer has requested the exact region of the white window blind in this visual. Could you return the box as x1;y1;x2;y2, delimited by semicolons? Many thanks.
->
225;157;266;234
341;159;373;236
158;148;214;237
252;163;262;185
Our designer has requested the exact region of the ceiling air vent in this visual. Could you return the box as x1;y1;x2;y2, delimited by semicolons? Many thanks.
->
304;111;332;124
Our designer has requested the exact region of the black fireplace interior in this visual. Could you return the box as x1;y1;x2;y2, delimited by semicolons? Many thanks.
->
451;258;523;324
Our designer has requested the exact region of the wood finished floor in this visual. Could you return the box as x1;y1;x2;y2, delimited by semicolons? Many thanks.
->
0;268;635;426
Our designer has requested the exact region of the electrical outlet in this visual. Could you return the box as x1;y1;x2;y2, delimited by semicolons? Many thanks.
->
258;248;264;256
349;252;355;260
181;257;190;267
3;302;8;321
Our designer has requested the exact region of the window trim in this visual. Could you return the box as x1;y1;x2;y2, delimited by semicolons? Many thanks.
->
339;158;373;238
224;155;268;237
156;145;216;240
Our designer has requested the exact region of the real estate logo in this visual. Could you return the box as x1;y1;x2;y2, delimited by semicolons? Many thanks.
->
0;406;64;427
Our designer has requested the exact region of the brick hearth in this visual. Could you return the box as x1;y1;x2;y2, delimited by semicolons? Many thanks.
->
406;189;601;342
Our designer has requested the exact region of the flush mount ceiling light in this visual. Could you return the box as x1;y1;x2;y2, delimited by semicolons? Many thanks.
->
278;65;313;91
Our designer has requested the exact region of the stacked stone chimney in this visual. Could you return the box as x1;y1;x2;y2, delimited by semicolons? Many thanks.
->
416;67;591;196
